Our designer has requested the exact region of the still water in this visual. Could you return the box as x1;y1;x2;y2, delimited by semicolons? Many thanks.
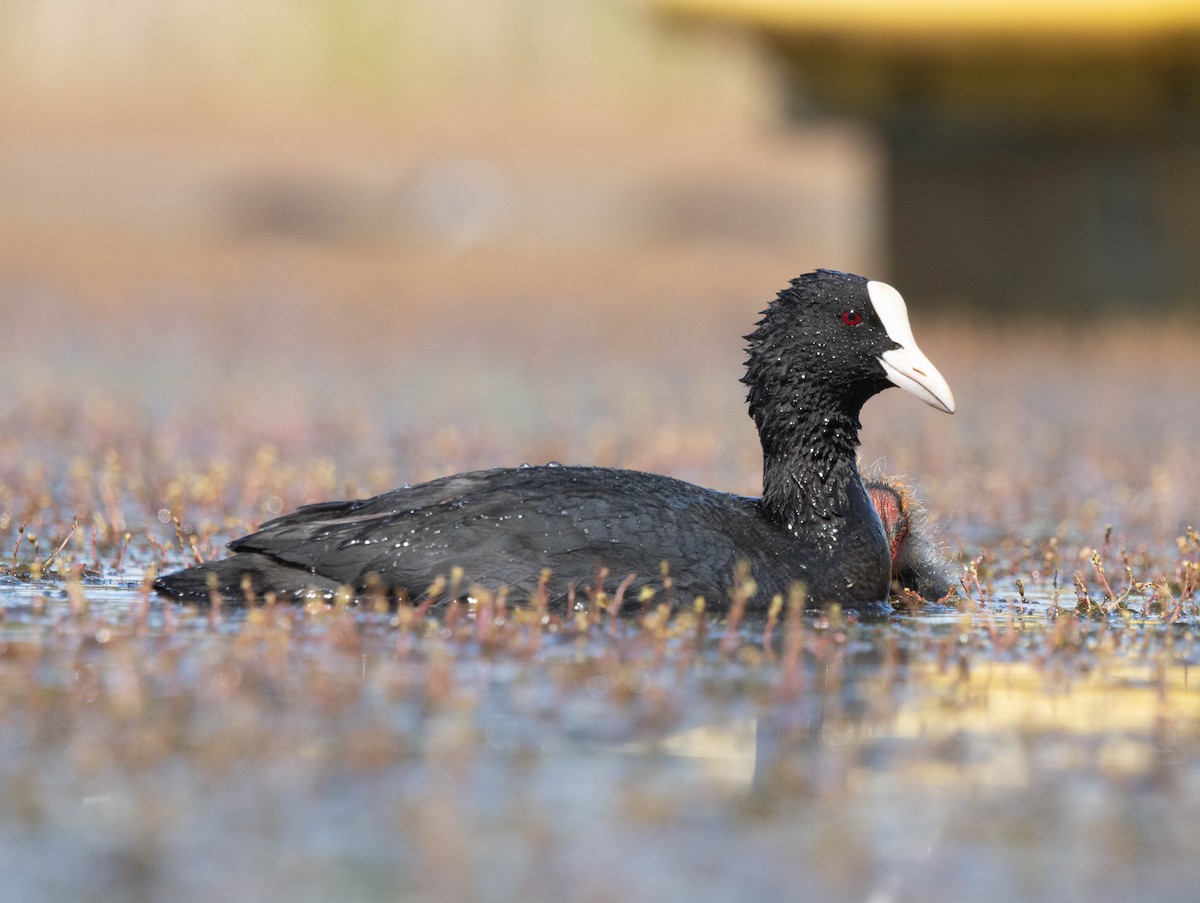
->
0;570;1196;903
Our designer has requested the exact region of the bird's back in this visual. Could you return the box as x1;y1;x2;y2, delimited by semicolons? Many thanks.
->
157;464;888;608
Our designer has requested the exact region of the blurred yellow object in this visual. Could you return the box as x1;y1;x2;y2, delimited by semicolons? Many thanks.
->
900;659;1200;735
656;0;1200;45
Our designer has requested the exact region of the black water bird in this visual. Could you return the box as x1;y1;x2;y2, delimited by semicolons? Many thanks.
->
866;478;957;602
155;270;956;611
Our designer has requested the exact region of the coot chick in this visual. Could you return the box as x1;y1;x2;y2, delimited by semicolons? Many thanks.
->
866;478;958;602
155;270;955;611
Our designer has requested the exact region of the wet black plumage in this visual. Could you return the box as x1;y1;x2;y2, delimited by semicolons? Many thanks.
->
155;270;955;611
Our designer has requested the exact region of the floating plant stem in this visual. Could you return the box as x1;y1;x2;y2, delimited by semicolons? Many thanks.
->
41;518;78;574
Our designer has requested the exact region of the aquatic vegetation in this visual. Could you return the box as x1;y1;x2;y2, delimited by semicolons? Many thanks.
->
0;140;1195;895
0;297;1198;899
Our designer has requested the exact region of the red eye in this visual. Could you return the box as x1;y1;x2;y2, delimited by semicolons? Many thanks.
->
841;310;863;326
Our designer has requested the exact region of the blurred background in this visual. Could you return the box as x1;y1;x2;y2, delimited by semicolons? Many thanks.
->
0;0;880;414
5;10;1200;901
1;0;1198;544
0;0;885;486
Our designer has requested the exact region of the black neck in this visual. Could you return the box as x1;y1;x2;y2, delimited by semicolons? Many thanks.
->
755;389;868;539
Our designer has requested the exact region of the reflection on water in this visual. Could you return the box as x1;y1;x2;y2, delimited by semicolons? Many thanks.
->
0;579;1197;902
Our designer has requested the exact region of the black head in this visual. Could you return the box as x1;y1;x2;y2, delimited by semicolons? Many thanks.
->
742;269;954;444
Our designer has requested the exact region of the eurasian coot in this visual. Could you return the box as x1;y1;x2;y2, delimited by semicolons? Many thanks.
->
155;270;955;611
866;478;957;602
